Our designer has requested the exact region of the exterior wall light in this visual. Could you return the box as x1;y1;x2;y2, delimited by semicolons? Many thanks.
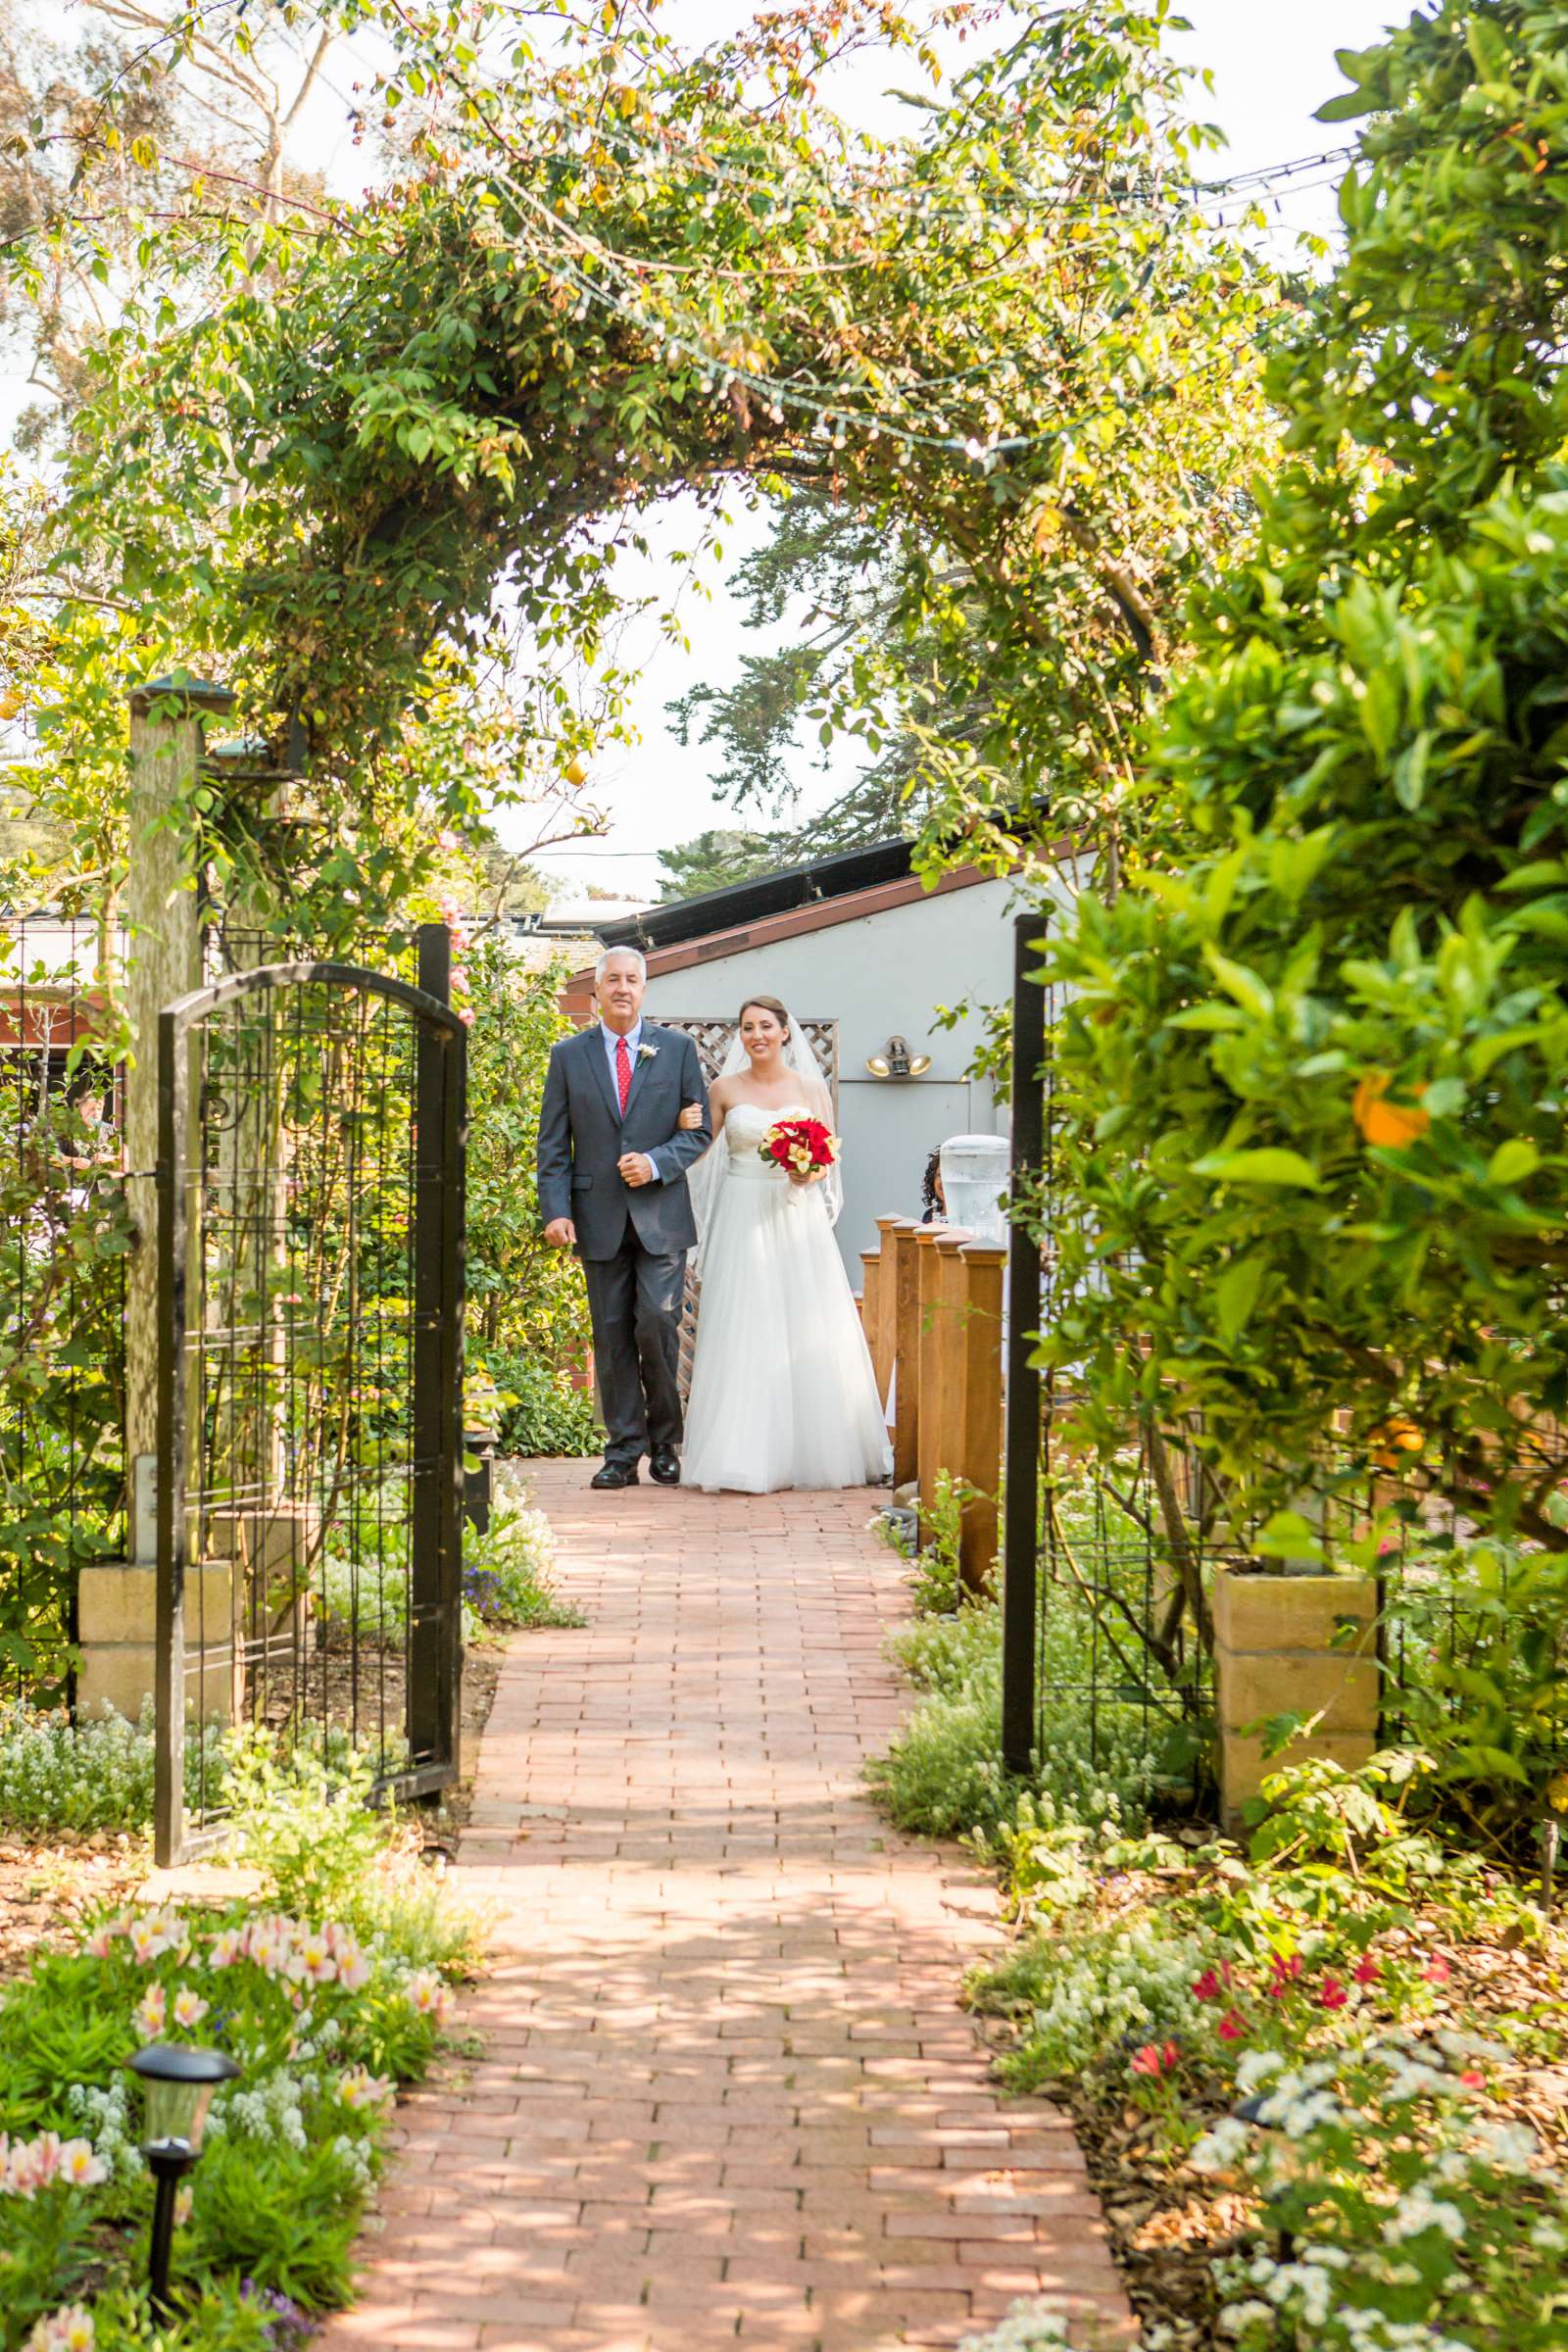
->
865;1034;932;1079
128;2041;242;2317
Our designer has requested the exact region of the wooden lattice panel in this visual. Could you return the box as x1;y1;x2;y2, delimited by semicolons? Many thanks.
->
662;1017;839;1403
662;1015;838;1107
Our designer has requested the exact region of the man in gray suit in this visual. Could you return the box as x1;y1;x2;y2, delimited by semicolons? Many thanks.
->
537;948;712;1489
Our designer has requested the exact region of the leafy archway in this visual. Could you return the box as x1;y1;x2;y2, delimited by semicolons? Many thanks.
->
37;0;1282;934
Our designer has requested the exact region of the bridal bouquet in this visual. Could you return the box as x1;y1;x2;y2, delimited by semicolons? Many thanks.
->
759;1115;840;1178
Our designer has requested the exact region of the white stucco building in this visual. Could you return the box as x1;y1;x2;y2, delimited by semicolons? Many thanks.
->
565;841;1075;1271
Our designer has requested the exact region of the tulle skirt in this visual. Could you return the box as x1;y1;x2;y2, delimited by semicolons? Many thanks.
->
682;1165;893;1494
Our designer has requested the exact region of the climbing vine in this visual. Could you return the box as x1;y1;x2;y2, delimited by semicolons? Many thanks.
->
19;0;1282;933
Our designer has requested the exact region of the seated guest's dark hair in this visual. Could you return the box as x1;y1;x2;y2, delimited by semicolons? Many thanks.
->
921;1148;944;1223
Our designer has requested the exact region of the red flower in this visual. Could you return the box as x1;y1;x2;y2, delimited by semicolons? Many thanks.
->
1318;1976;1349;2011
1460;2069;1485;2090
1193;1969;1222;2002
759;1116;840;1175
1266;1955;1302;1998
1423;1957;1451;1986
1351;1958;1381;1985
1131;2041;1179;2079
1217;2009;1248;2041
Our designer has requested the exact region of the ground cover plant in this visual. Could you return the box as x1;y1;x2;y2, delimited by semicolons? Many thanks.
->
959;1748;1566;2352
0;1743;476;2349
871;1466;1197;1844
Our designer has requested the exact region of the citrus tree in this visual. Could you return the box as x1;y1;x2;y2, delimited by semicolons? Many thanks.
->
1044;0;1568;1557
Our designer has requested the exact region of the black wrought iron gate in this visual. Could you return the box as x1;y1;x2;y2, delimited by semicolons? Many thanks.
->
153;930;466;1864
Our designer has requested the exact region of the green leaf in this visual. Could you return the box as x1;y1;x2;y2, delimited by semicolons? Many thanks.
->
1314;87;1378;122
1189;1148;1323;1190
1486;1139;1540;1186
1215;1254;1264;1343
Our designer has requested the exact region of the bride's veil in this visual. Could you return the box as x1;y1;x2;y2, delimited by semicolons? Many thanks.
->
687;1008;842;1272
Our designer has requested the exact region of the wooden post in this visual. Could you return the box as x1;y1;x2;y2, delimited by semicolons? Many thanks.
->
890;1219;923;1491
874;1216;904;1407
78;679;231;1737
915;1225;949;1526
925;1229;970;1531
123;678;233;1552
957;1241;1005;1595
859;1247;881;1343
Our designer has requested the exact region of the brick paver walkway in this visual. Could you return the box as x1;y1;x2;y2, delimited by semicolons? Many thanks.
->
322;1464;1136;2352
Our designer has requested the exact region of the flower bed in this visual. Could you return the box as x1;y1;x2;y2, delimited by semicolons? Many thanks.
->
0;1750;477;2350
956;1752;1566;2352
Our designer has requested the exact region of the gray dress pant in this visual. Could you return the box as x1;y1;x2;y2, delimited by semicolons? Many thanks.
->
581;1232;687;1465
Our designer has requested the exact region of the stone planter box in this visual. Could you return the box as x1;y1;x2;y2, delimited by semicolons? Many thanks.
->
1214;1564;1379;1833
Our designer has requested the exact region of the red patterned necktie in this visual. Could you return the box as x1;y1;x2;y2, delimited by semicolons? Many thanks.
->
615;1034;631;1116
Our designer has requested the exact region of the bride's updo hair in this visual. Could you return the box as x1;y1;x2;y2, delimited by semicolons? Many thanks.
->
737;994;791;1038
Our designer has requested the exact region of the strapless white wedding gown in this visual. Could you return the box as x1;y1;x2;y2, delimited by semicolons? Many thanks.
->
681;1102;894;1495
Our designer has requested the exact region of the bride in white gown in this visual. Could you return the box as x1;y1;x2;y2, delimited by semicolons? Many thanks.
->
681;996;894;1495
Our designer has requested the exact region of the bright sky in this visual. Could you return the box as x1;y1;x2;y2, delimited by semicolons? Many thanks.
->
2;0;1402;906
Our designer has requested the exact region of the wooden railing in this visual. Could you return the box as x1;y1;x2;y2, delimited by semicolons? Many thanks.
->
858;1218;1004;1594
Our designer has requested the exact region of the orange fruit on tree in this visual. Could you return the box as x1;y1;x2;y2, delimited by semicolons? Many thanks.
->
1352;1070;1430;1149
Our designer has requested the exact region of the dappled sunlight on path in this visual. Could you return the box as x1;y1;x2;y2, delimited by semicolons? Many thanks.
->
318;1467;1135;2352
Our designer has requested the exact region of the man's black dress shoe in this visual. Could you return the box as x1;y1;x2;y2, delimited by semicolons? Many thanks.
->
648;1447;680;1486
590;1462;639;1490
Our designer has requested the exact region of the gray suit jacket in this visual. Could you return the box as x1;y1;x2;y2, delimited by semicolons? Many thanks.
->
536;1023;712;1260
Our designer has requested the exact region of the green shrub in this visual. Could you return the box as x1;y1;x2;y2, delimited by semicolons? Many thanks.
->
463;1494;583;1633
873;1589;1164;1840
485;1348;598;1458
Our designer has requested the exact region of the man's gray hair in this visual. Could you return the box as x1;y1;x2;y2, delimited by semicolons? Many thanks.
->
594;944;648;984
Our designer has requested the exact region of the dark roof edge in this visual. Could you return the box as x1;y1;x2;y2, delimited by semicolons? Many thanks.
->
598;838;916;954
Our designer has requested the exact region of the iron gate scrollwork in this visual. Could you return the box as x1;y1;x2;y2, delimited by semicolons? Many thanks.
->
153;931;466;1865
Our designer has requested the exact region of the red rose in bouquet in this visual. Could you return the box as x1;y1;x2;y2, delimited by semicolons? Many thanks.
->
759;1116;840;1179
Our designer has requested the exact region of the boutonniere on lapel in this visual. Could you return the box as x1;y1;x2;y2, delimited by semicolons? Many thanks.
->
636;1043;659;1063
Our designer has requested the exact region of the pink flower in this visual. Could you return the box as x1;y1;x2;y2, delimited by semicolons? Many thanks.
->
8;2132;64;2197
1130;2041;1178;2079
1217;2010;1248;2041
1460;2069;1485;2090
172;1985;209;2031
207;1928;245;1970
289;1933;338;1990
335;1946;371;1993
58;2139;108;2188
134;1983;167;2042
1318;1976;1349;2011
1423;1957;1451;1986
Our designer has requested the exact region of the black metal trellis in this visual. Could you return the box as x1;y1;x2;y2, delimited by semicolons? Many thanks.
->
1001;909;1213;1797
0;915;126;1711
153;927;466;1865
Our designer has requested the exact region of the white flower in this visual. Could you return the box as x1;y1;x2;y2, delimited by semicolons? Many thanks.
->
1218;2303;1274;2337
1235;2048;1285;2092
1473;2120;1541;2175
1191;2116;1252;2174
1530;2218;1567;2252
1383;2186;1466;2244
